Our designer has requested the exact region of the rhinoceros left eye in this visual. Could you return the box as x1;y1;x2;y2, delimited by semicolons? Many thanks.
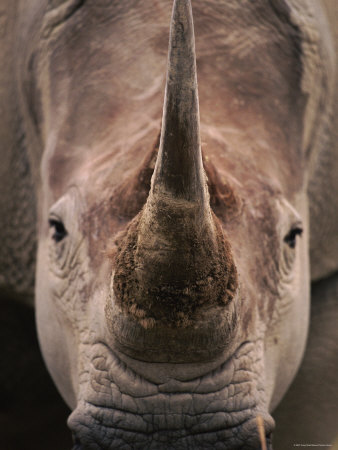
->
284;226;303;249
49;218;67;243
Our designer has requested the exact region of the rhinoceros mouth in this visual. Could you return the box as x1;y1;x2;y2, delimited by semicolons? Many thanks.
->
68;341;274;449
70;412;273;450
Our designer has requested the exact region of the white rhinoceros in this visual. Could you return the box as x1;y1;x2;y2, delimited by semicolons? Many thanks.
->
1;0;337;449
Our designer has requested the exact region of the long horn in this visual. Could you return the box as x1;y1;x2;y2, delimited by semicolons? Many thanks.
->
152;0;207;204
112;0;237;330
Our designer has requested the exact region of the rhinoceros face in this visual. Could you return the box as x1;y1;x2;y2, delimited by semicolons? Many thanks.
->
30;0;312;448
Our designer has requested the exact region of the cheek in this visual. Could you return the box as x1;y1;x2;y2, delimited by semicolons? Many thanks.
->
35;238;79;408
264;231;310;411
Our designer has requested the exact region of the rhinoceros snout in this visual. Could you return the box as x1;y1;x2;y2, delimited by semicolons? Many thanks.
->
106;193;239;363
109;0;237;329
104;0;238;363
111;199;237;327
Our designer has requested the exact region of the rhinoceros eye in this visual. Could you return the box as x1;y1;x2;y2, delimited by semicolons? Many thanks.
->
284;225;303;249
49;218;67;243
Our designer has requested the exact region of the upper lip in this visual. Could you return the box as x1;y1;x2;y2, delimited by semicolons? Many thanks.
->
69;407;275;449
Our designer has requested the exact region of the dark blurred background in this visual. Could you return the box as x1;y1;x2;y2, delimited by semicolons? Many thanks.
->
0;297;72;450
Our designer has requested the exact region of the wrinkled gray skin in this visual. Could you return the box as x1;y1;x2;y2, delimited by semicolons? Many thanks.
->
1;0;337;449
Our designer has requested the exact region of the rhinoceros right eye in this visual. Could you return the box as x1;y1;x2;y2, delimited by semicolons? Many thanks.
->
49;218;68;243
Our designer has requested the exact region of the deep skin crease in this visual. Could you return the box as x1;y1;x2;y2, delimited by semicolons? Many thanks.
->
5;0;336;448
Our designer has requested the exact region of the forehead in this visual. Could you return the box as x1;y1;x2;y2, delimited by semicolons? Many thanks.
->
40;0;305;200
45;0;303;108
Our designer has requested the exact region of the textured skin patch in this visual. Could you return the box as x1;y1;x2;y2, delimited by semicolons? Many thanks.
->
109;139;242;225
203;155;243;222
68;340;274;449
113;196;237;328
110;136;159;220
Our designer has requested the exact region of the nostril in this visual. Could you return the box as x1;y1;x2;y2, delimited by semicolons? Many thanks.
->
72;434;83;450
266;433;273;450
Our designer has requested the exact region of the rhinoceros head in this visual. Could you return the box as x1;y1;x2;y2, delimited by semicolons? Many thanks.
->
27;0;332;448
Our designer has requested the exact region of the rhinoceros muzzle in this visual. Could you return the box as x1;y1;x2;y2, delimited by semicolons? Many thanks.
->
67;340;275;449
